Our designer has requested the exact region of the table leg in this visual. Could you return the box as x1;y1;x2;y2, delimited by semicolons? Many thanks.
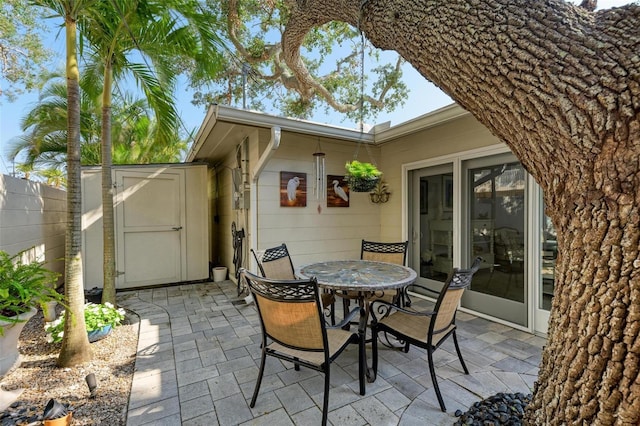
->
357;296;377;383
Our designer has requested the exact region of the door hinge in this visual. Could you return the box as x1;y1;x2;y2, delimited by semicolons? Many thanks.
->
115;270;125;277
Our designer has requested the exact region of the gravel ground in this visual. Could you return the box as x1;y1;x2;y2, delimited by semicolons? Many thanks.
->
0;306;139;425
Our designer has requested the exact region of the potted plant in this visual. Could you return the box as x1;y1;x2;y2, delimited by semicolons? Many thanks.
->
0;249;63;377
45;302;126;344
345;160;382;192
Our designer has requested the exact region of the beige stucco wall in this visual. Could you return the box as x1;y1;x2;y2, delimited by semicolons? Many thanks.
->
376;113;502;241
0;174;66;283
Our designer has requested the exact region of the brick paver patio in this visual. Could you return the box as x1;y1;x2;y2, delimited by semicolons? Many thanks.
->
118;280;544;426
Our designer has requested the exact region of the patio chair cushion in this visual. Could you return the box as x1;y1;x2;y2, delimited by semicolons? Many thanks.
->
267;328;358;366
378;309;457;347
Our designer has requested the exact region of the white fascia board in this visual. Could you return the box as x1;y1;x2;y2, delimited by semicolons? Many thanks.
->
188;103;469;162
373;103;470;142
186;105;219;162
211;105;374;143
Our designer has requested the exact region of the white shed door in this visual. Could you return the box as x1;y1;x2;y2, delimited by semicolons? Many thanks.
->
115;169;186;288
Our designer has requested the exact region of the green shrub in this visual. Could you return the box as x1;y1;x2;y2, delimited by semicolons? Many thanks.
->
0;249;63;335
45;302;126;343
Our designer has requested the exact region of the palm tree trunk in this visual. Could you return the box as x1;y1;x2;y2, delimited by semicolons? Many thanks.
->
57;10;92;367
101;62;116;305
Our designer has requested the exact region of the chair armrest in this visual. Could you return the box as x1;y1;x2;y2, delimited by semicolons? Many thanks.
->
370;299;435;323
406;282;440;296
329;307;362;330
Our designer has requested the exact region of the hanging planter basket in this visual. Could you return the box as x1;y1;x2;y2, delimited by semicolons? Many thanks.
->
345;161;382;192
345;175;380;192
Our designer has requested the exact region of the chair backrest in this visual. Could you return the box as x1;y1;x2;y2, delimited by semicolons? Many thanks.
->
361;240;409;265
430;257;483;340
251;243;296;280
240;268;326;351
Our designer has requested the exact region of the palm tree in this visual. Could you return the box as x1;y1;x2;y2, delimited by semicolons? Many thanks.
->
80;0;226;304
8;73;186;171
31;0;94;367
8;72;102;171
110;95;188;164
38;168;66;188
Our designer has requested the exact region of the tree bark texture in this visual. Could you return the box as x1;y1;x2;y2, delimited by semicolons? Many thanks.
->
58;13;92;367
101;63;116;305
283;0;640;424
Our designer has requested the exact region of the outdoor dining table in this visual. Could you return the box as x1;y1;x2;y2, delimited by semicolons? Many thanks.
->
296;259;417;384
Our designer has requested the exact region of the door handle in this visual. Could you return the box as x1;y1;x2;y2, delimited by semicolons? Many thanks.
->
172;226;183;231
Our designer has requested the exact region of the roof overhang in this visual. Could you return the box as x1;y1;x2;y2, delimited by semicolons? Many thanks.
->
374;103;470;143
186;103;470;164
186;105;375;165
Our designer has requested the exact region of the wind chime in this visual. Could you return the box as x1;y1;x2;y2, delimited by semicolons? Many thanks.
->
313;138;326;213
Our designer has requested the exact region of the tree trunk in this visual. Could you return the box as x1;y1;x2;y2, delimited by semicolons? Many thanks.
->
283;0;640;423
58;11;92;367
101;62;116;305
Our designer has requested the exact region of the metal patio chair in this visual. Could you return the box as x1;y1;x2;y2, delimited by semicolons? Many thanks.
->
251;243;336;324
338;240;409;321
370;257;482;412
240;269;365;426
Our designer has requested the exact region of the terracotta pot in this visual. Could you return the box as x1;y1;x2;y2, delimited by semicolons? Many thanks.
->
44;412;72;426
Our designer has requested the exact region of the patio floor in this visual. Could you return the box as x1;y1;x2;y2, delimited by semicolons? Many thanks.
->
117;280;544;426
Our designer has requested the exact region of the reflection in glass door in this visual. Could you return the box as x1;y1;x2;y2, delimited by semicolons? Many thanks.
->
410;165;453;289
461;154;528;326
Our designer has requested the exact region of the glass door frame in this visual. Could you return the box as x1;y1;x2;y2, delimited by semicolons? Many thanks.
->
530;185;550;334
460;152;528;327
403;144;540;333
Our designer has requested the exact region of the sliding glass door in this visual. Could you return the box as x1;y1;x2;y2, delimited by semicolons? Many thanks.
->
461;153;528;326
410;164;453;293
407;150;561;332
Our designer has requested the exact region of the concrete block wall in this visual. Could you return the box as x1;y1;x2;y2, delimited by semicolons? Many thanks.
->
0;174;66;282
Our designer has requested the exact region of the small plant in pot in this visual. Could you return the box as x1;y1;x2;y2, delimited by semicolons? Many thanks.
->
0;249;63;376
45;302;126;344
345;160;382;192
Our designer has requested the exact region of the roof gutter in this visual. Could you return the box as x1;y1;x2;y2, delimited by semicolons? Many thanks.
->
250;125;281;267
214;105;374;143
252;126;281;183
375;103;469;142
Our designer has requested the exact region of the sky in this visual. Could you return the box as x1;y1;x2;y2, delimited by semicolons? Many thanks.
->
0;0;634;177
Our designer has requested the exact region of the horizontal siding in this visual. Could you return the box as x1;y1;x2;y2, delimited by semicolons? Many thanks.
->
202;109;508;279
0;175;66;281
251;134;382;268
215;155;245;278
